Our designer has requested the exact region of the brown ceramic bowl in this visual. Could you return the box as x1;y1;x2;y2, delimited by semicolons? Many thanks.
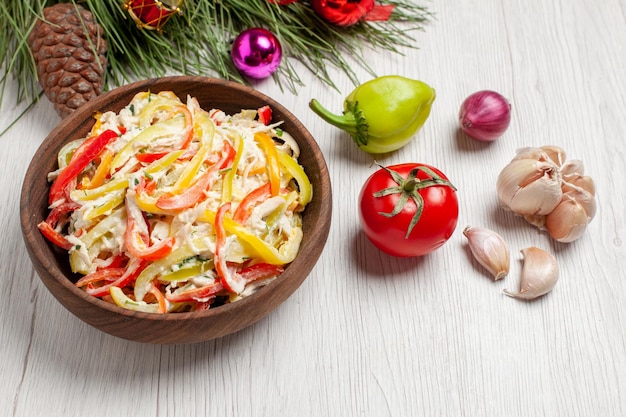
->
20;76;332;344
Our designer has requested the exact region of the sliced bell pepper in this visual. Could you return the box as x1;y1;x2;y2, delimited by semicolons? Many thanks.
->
165;280;225;304
221;134;244;203
257;105;272;125
214;202;245;294
75;267;126;288
198;210;302;266
37;221;73;250
138;91;183;127
254;132;281;196
81;150;113;190
38;201;81;250
134;238;213;301
148;283;167;314
110;109;190;174
239;263;284;283
277;150;313;207
110;286;160;313
83;191;125;221
159;263;204;283
265;190;299;228
232;183;272;225
136;151;169;164
87;257;148;298
192;109;216;147
70;176;128;202
124;193;175;261
171;142;210;192
49;129;119;204
156;140;235;211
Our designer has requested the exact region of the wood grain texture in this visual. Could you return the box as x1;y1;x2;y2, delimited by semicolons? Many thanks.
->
2;0;625;416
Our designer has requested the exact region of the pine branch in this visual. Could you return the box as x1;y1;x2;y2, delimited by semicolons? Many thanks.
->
0;0;433;105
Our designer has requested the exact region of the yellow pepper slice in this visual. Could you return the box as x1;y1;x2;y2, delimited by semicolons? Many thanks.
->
198;210;301;266
89;111;104;136
254;132;281;196
110;286;160;313
110;114;186;174
158;258;216;282
82;150;113;190
222;134;244;203
193;110;216;147
134;238;214;301
173;144;209;191
70;176;127;202
71;150;181;204
83;191;125;220
277;150;313;207
138;92;184;128
265;190;299;227
144;149;184;174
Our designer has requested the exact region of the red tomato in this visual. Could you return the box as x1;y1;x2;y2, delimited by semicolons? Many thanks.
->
359;163;459;257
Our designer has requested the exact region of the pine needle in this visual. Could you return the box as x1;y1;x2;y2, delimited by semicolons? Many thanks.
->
0;0;432;103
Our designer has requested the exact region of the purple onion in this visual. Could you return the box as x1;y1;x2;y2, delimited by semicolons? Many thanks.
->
459;90;511;141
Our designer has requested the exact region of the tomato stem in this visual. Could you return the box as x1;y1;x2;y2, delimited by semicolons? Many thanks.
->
373;164;456;238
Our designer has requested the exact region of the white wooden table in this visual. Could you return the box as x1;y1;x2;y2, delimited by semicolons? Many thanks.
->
2;1;625;416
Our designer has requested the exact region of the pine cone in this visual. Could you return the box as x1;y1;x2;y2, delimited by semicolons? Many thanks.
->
28;3;108;118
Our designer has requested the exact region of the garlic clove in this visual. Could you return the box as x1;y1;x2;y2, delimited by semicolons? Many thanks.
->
544;192;591;242
562;173;595;196
463;226;510;280
512;146;544;161
561;159;584;176
504;247;559;300
539;145;567;166
567;188;596;220
496;158;562;215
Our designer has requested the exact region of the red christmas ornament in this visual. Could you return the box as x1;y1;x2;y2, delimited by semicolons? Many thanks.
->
310;0;394;27
123;0;184;32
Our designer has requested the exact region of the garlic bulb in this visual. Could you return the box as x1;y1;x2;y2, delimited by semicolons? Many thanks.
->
504;247;559;300
496;146;597;243
463;226;510;280
496;156;562;216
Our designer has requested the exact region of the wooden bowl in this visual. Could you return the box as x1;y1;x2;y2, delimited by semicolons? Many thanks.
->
20;76;332;344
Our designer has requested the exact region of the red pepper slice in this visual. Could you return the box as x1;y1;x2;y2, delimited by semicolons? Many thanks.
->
75;268;126;288
239;263;284;283
37;221;73;250
86;258;148;297
105;254;128;269
156;140;236;211
37;201;79;250
165;281;225;303
136;176;157;195
257;105;272;125
136;152;169;164
46;201;80;223
148;283;167;313
124;210;175;261
232;183;272;225
49;129;119;204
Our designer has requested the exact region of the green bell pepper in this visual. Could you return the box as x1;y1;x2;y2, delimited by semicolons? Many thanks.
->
309;75;436;154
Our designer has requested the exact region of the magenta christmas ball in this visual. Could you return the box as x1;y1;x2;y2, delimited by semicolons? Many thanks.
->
231;28;283;79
